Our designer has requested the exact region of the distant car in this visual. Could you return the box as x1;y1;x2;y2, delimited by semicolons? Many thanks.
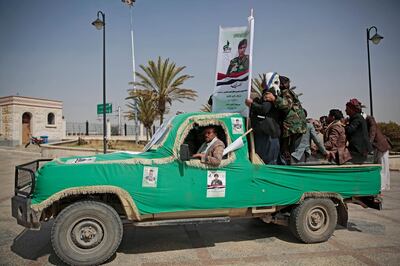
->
12;112;382;266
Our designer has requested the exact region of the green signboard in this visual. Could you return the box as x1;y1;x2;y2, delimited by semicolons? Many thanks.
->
97;103;112;114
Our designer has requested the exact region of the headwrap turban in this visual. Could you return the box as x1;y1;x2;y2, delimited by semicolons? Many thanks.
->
346;98;364;113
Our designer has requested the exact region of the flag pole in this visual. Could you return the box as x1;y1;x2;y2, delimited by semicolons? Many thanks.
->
247;9;254;102
247;8;255;161
242;128;253;138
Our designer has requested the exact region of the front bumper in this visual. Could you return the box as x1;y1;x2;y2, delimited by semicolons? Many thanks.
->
11;159;51;229
11;195;41;229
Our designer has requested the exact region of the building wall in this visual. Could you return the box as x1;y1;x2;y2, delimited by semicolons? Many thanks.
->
15;105;63;143
0;105;17;146
0;96;64;146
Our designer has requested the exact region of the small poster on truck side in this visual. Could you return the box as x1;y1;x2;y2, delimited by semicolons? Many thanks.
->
142;167;158;188
207;171;226;198
231;117;244;134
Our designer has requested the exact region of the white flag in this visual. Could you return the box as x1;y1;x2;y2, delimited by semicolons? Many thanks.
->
223;136;244;156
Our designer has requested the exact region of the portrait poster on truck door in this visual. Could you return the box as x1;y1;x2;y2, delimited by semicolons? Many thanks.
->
207;171;226;198
142;166;158;188
212;14;254;116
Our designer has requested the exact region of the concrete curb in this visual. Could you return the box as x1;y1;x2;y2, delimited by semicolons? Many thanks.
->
389;155;400;171
0;148;41;156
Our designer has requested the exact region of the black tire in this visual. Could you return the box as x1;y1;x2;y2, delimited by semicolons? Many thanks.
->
51;201;123;266
289;198;337;243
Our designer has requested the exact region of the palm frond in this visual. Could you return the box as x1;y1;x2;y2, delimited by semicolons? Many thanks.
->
128;56;197;125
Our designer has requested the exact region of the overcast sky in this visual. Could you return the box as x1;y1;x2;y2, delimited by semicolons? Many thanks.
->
0;0;399;124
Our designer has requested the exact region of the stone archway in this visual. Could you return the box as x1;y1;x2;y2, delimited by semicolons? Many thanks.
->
22;112;32;145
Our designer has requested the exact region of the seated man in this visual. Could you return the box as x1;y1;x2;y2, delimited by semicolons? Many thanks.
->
192;126;225;167
291;111;331;163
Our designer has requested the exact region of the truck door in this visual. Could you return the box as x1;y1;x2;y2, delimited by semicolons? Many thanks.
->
179;120;253;210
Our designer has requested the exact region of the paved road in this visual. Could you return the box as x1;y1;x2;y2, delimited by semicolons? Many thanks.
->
1;149;399;265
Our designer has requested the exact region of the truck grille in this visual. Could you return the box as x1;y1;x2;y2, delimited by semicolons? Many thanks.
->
15;159;52;197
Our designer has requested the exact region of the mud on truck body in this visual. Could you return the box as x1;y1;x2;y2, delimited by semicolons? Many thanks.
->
12;112;382;265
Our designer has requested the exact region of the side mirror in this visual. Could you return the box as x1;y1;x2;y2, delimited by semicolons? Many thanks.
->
179;144;190;161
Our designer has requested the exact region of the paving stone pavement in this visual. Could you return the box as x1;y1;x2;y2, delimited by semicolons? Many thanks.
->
0;149;399;265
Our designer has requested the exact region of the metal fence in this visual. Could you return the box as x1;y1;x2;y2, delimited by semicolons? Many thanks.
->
66;121;137;136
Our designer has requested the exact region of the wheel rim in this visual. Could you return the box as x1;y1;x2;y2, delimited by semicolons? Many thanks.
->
70;219;104;249
306;206;329;234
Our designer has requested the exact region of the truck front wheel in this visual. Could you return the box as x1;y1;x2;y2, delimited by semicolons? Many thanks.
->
51;201;123;265
289;198;337;243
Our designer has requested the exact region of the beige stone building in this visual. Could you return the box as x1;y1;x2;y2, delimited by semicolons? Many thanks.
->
0;96;64;146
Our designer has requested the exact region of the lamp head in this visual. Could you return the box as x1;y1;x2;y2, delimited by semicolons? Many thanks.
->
370;32;384;45
368;26;383;45
91;18;104;30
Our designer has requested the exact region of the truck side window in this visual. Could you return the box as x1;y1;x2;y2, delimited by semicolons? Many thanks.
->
183;126;202;155
183;125;227;156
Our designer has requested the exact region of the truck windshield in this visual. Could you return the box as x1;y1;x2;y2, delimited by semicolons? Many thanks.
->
143;116;175;151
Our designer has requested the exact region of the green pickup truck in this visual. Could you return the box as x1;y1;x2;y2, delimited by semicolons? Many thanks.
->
12;112;382;265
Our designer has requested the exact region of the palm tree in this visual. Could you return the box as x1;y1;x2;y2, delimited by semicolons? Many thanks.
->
126;90;158;140
130;57;198;125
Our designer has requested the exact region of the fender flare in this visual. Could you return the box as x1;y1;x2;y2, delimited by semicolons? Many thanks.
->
298;192;348;227
30;185;142;221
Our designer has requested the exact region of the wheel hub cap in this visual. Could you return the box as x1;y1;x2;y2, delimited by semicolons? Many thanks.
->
71;219;104;249
308;208;326;231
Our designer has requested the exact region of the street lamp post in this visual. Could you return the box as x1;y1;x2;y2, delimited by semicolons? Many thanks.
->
92;11;107;154
366;26;383;117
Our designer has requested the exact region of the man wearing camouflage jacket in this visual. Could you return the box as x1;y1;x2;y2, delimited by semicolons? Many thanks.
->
265;75;307;164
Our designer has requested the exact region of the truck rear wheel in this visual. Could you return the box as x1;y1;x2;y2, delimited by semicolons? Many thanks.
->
289;198;337;243
51;201;123;265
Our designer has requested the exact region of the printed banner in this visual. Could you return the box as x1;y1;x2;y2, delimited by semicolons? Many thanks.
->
212;16;254;116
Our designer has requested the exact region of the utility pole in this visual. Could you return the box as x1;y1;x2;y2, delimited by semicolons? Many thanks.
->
123;0;139;144
118;106;121;135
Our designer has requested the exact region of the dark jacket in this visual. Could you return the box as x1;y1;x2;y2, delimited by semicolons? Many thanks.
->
250;99;280;138
345;113;372;156
365;115;391;152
